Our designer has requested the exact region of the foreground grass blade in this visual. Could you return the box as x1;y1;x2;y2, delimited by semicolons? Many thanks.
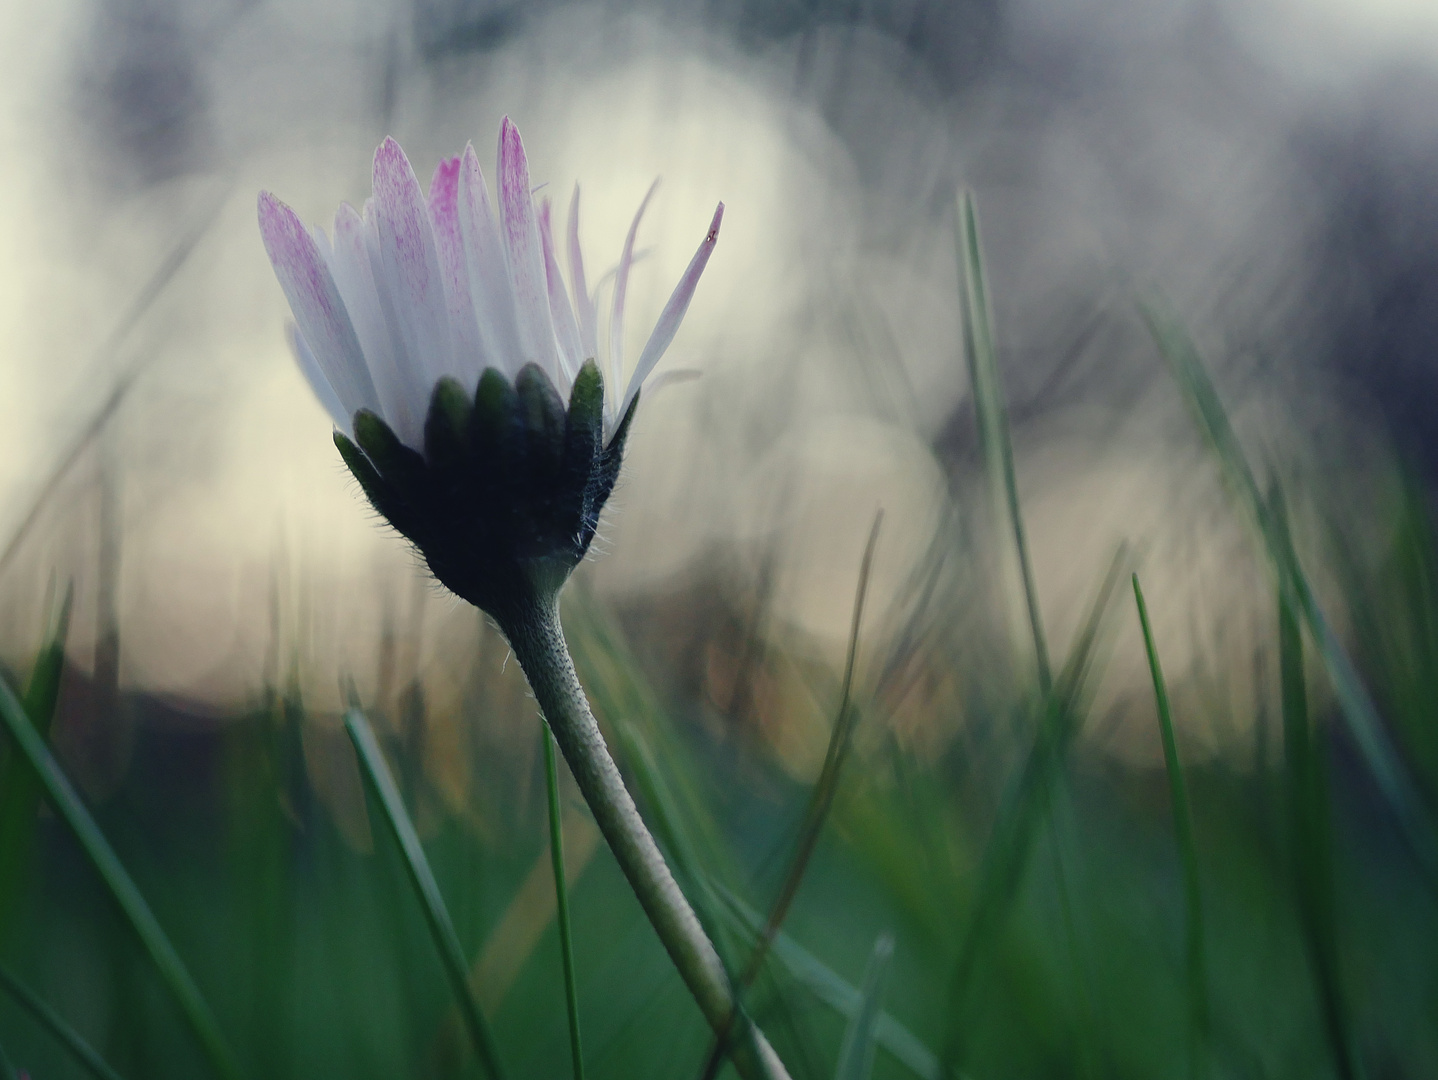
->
1277;548;1359;1080
834;933;895;1080
958;190;1051;693
1132;574;1210;1072
1143;303;1438;888
343;708;507;1080
0;674;242;1080
944;547;1130;1068
0;581;73;933
713;886;940;1080
543;726;585;1080
0;964;126;1080
697;512;883;1080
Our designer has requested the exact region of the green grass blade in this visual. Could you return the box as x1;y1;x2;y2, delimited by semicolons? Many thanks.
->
343;707;507;1080
1132;573;1210;1071
543;725;585;1080
0;1034;17;1080
0;580;74;933
1276;519;1360;1080
833;933;894;1080
0;672;242;1080
0;964;127;1080
958;190;1051;694
713;886;940;1080
1142;303;1438;888
944;546;1129;1067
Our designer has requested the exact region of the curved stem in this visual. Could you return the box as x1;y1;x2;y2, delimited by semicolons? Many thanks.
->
501;597;790;1080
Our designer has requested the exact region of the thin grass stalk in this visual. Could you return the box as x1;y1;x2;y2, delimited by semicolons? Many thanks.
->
834;933;895;1080
1132;573;1210;1074
942;548;1129;1075
1142;303;1438;889
696;512;882;1080
1277;549;1359;1080
343;708;507;1080
0;1034;16;1080
0;674;242;1080
543;726;586;1080
958;190;1051;694
0;964;126;1080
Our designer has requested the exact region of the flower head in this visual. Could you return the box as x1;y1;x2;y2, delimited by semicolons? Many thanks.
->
259;118;722;618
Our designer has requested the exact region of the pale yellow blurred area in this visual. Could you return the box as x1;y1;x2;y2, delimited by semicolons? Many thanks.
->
0;0;1421;782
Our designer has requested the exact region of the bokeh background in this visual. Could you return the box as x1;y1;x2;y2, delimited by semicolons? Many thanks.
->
0;0;1436;1077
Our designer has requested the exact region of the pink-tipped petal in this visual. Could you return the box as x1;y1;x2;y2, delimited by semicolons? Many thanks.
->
497;117;558;376
618;202;724;429
371;137;454;393
457;143;524;377
538;198;584;381
287;323;351;433
566;184;597;362
330;201;418;443
258;190;379;421
609;179;658;403
428;155;487;384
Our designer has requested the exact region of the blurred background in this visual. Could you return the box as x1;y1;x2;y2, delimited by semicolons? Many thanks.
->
0;0;1436;1077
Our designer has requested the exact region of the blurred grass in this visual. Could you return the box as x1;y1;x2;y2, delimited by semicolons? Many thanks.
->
0;205;1436;1080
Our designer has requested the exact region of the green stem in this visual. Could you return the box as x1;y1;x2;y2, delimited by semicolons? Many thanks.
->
0;674;242;1080
543;726;586;1080
343;708;507;1080
500;597;790;1080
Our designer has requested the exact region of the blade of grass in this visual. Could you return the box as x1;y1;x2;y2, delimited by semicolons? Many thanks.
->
0;580;74;934
699;511;883;1080
1132;573;1210;1074
543;725;585;1080
0;1034;16;1080
1142;302;1438;889
834;933;894;1080
0;964;126;1080
958;190;1051;694
0;673;242;1080
1276;504;1359;1080
343;707;507;1080
943;546;1130;1071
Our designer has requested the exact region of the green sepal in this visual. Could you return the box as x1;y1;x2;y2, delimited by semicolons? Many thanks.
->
516;363;567;480
424;376;473;468
472;367;521;466
335;431;389;508
354;410;425;487
562;361;605;486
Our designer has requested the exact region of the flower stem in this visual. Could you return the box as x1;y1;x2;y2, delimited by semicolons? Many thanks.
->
501;597;790;1080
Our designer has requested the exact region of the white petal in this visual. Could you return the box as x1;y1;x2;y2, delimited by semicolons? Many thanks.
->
539;197;584;386
371;137;454;408
427;155;487;388
329;202;419;444
457;143;525;378
497;117;559;377
287;323;350;433
257;191;379;422
609;179;658;418
567;184;597;362
618;202;724;429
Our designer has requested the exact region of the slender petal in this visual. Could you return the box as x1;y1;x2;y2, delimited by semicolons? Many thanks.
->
428;156;487;385
619;202;724;426
457;143;525;378
567;185;597;362
329;202;416;441
538;198;584;382
497;117;558;377
287;323;350;432
371;137;454;394
258;191;380;421
609;179;658;411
